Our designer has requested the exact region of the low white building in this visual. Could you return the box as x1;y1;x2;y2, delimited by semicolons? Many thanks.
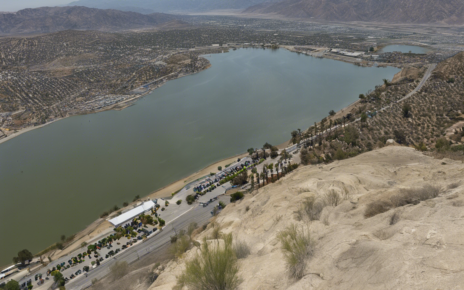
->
108;200;155;227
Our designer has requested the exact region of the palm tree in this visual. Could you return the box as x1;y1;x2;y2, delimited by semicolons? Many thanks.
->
249;174;255;190
256;173;260;188
268;164;274;181
260;172;265;186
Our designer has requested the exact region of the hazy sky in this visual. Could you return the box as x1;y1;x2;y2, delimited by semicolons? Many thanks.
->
1;0;71;12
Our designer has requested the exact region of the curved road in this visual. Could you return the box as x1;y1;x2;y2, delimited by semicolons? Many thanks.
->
285;63;436;152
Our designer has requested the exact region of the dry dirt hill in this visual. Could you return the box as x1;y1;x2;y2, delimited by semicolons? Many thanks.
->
149;146;464;290
244;0;464;24
0;6;176;35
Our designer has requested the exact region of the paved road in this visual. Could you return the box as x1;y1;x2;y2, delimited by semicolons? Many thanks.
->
66;196;229;290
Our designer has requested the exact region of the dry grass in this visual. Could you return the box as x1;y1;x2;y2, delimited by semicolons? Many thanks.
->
452;200;464;207
297;196;326;221
364;200;393;218
210;223;222;240
447;182;461;190
373;228;395;240
278;224;314;280
176;234;240;290
109;261;129;281
324;190;342;207
365;185;440;218
390;212;400;225
391;185;440;207
233;240;251;259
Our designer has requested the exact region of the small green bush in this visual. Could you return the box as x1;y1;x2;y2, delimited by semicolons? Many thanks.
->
176;234;240;290
230;192;244;203
278;224;313;280
176;200;182;205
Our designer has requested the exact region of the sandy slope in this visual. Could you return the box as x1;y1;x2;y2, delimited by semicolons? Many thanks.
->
149;146;464;290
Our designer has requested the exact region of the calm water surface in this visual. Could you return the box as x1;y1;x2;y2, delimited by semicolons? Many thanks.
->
379;45;430;54
0;48;400;267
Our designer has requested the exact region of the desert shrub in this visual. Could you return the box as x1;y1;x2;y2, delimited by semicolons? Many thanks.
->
364;200;393;218
177;234;240;290
452;200;464;207
343;126;359;146
230;192;244;203
110;261;128;281
210;223;222;240
448;182;460;189
176;200;182;205
299;197;326;221
435;137;450;152
278;224;313;280
188;222;198;237
171;234;191;259
391;185;440;207
390;212;400;225
334;149;346;160
233;240;250;259
324;190;341;207
394;130;406;144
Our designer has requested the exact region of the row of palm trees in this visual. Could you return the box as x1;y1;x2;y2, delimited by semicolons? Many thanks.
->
248;159;292;189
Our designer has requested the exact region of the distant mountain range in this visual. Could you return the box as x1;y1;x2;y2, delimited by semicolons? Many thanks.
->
244;0;464;24
0;6;176;35
67;0;281;13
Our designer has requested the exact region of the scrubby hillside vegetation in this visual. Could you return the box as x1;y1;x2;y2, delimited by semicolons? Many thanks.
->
148;146;464;289
294;52;464;166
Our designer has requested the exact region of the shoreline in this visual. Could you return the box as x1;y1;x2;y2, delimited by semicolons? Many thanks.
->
0;63;213;146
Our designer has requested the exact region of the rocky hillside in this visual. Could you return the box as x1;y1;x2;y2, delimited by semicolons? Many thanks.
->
149;146;464;289
244;0;464;24
0;6;176;35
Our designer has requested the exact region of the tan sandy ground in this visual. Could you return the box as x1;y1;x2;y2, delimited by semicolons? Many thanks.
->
149;146;464;290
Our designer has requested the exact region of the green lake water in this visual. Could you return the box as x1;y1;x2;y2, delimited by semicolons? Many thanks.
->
0;48;400;268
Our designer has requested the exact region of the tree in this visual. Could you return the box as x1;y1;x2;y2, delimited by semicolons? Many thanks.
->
218;166;222;171
13;249;33;265
53;272;65;287
5;280;20;290
394;130;406;144
402;103;411;118
61;235;66;242
360;112;368;127
291;130;299;144
329;110;336;116
383;79;390;86
263;142;272;149
247;148;254;155
359;94;366;102
186;195;195;205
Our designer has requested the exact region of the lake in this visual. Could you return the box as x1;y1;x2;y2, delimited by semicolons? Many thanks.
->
379;45;430;54
0;48;400;267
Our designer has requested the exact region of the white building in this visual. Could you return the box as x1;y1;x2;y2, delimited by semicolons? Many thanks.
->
108;200;155;227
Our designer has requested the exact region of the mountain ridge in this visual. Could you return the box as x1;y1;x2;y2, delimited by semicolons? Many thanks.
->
244;0;464;24
0;6;176;35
